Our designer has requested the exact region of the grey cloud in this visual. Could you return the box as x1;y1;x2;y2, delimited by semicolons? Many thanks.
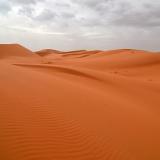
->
11;0;41;5
60;12;75;19
54;2;71;8
70;0;160;28
34;10;75;22
10;0;44;14
71;0;113;15
34;9;57;21
72;0;110;8
0;0;11;15
18;5;34;17
111;1;160;28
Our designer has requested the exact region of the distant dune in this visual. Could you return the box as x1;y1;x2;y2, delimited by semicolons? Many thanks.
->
0;44;160;160
35;49;62;56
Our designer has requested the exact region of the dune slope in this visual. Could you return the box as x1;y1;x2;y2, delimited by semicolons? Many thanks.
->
0;45;160;160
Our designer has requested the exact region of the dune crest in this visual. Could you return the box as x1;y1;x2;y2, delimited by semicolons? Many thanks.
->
1;44;160;160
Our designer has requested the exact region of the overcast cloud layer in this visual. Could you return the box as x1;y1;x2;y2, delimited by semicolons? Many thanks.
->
0;0;160;51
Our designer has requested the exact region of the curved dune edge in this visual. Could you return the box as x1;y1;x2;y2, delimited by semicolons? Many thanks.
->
0;44;160;160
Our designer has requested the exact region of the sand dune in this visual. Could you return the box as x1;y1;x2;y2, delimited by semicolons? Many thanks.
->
35;49;62;57
0;44;34;58
1;44;160;160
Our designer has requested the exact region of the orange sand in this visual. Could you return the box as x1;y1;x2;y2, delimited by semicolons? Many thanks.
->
0;44;160;160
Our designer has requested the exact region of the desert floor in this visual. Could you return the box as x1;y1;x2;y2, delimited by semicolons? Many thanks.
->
0;44;160;160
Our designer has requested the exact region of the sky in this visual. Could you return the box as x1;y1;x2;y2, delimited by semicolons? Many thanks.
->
0;0;160;51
